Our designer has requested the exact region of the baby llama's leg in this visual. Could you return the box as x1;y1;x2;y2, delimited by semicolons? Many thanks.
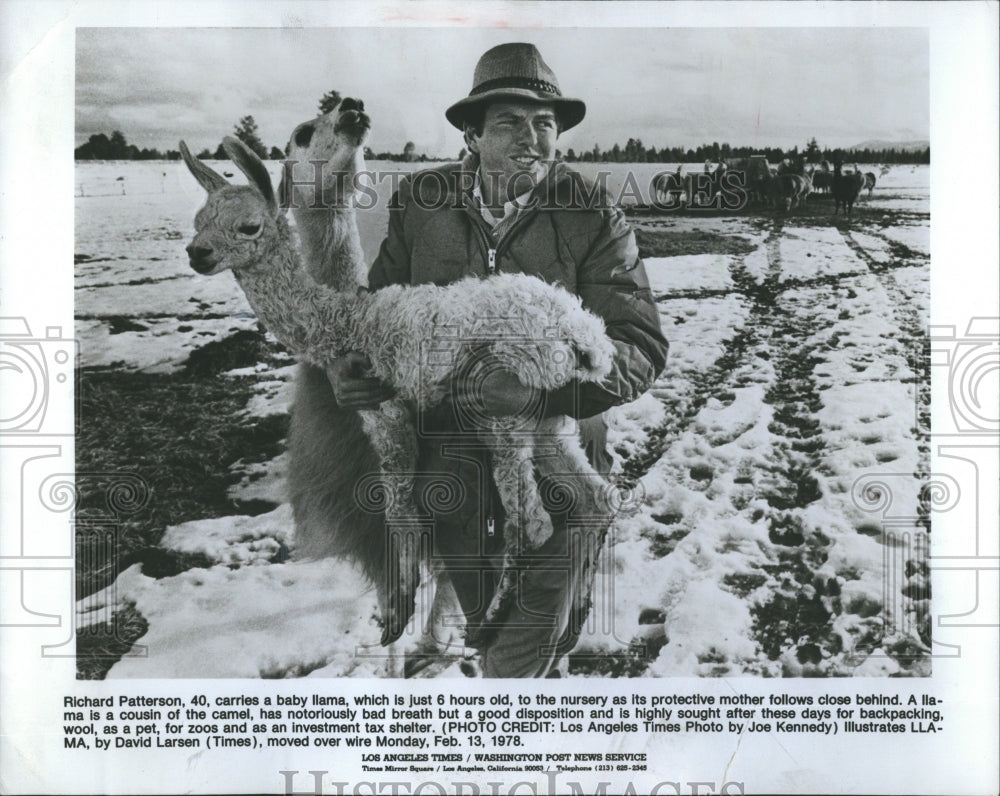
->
474;419;618;654
490;425;556;549
531;427;618;656
399;564;470;678
358;400;423;649
461;430;548;649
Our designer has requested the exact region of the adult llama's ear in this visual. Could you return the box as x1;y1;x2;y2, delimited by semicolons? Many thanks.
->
276;159;291;213
222;136;277;216
178;140;228;193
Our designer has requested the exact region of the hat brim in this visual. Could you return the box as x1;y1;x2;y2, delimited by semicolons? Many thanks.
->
446;89;586;131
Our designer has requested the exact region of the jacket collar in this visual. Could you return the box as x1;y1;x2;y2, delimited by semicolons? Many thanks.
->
453;152;573;211
470;170;537;223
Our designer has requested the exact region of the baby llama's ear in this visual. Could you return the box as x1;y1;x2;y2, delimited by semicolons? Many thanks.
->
179;140;228;193
222;136;278;216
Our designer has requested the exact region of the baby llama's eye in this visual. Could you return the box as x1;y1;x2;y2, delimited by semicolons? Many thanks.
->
237;222;262;237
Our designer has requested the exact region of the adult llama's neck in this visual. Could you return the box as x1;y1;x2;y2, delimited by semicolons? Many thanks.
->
296;201;367;292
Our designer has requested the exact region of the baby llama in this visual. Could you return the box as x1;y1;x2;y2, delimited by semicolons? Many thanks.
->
180;128;617;654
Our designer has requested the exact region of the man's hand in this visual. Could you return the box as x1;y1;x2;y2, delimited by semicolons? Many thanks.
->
449;364;540;419
326;351;396;410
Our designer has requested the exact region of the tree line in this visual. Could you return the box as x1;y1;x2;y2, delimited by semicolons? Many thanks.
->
74;116;281;161
75;90;930;166
561;136;929;165
75;91;346;161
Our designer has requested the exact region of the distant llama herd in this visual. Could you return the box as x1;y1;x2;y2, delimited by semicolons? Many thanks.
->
762;159;875;216
653;156;885;218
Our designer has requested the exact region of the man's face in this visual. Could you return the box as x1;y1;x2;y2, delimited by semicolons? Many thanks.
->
468;101;559;204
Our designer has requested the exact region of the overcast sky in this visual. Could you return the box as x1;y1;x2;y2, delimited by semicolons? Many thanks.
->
76;27;928;156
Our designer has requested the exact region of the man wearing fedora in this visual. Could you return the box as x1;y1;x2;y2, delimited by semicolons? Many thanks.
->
329;43;668;677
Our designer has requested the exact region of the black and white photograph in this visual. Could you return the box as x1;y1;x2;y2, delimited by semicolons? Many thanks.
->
1;2;997;794
72;25;934;679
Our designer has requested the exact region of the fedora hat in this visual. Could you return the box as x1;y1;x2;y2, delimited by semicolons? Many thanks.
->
446;43;586;131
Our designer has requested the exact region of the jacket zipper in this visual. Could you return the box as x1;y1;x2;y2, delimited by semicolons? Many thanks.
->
492;208;537;269
486;472;496;536
468;215;497;276
467;199;539;277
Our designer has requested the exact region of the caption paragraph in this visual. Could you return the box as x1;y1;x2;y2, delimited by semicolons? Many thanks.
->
62;690;944;763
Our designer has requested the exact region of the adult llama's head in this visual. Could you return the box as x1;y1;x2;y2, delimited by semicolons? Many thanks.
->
281;96;371;210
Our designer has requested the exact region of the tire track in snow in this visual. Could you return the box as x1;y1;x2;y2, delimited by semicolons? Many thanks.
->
839;225;932;531
747;218;830;535
837;225;933;653
620;218;784;487
743;219;850;672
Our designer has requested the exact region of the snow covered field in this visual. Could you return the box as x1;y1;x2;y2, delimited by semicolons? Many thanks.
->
75;161;931;678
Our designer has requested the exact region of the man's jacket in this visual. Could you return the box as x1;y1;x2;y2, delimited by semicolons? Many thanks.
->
368;157;669;421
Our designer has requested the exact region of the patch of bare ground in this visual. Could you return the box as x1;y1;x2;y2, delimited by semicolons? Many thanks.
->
75;327;291;678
